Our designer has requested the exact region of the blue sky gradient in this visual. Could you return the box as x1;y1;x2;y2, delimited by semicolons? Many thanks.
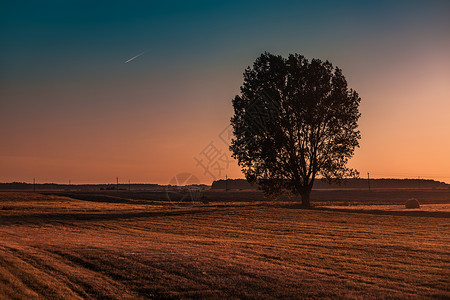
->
1;0;449;183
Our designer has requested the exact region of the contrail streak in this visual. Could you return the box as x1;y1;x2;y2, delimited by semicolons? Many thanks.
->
124;52;145;63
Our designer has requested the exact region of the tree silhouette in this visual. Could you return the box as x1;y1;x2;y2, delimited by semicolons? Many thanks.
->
230;53;361;207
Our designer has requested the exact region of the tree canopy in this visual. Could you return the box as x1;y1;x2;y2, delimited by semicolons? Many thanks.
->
230;53;361;207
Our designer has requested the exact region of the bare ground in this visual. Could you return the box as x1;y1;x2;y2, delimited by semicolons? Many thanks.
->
0;191;449;299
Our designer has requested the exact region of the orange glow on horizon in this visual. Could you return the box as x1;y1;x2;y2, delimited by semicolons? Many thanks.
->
1;2;449;185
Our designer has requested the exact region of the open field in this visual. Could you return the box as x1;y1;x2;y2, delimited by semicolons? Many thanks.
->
1;190;449;299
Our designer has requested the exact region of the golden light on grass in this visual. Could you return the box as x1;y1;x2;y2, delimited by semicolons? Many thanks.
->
1;191;449;298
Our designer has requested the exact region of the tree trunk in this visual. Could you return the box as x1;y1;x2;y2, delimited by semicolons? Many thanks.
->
300;188;311;208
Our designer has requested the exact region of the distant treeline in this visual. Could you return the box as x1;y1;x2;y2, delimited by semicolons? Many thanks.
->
211;178;450;190
2;179;448;191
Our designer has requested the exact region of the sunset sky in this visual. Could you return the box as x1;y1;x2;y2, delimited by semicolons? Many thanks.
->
1;0;449;184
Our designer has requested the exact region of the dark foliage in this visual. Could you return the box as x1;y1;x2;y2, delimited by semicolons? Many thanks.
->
230;52;361;207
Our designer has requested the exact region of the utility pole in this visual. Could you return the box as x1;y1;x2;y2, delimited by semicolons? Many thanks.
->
367;172;371;191
225;174;228;191
33;178;36;192
418;176;420;189
116;177;119;192
128;179;131;191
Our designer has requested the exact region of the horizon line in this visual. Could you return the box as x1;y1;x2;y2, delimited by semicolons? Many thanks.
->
0;177;449;186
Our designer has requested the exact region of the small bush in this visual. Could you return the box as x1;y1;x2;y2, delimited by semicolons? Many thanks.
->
405;198;420;209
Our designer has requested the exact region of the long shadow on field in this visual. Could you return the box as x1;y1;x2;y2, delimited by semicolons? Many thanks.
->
49;193;155;204
0;208;217;225
49;191;208;205
314;206;450;218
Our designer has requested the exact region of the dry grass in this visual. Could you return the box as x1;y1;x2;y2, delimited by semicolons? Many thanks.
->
0;191;449;299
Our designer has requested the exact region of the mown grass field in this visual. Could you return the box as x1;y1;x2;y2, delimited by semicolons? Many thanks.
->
0;190;449;299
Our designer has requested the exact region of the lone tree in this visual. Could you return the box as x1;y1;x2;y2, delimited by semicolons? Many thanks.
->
230;53;361;207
